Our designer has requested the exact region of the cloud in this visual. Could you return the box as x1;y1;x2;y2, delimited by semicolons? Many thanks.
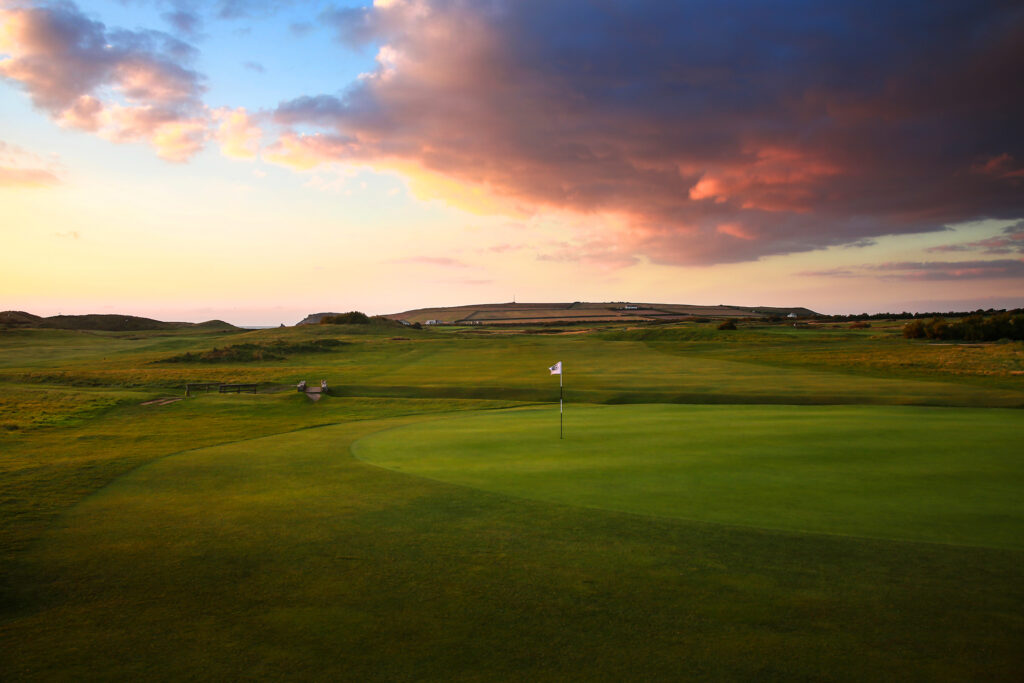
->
438;278;492;286
803;259;1024;280
873;260;1024;280
927;221;1024;255
270;0;1024;265
0;140;61;187
0;2;208;161
0;166;59;187
243;60;265;73
392;256;469;268
213;107;262;159
972;154;1024;180
162;9;202;39
536;239;639;270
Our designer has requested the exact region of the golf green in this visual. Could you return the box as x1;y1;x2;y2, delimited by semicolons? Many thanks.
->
353;404;1024;549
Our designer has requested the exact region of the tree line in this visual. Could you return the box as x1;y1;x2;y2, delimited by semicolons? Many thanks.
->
902;312;1024;341
813;308;1022;323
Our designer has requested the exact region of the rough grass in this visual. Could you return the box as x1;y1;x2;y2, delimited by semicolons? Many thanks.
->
155;339;349;363
0;384;142;431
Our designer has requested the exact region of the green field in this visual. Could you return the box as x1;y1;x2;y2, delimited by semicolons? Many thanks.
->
1;320;1022;679
355;404;1024;549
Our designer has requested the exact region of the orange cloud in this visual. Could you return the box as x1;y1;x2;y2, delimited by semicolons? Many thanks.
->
213;107;262;160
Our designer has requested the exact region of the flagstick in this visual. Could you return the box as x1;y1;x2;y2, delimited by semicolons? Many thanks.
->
559;368;563;440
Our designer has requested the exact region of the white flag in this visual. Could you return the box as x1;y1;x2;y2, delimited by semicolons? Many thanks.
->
549;361;562;375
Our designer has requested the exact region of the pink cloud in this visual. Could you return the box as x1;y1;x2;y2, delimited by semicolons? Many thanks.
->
0;3;209;161
0;140;61;187
972;154;1024;180
0;166;59;187
536;239;639;270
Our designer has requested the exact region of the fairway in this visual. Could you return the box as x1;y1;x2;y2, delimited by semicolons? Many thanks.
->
354;404;1024;549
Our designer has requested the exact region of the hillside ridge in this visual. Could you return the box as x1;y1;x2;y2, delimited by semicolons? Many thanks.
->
0;311;238;331
377;302;819;325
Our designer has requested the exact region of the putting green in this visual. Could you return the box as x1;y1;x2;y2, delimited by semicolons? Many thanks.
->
353;404;1024;549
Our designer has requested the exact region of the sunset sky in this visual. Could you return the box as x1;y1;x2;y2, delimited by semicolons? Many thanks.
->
2;0;1022;325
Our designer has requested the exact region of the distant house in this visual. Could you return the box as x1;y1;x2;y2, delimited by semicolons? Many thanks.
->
624;305;639;310
787;312;798;319
425;319;443;325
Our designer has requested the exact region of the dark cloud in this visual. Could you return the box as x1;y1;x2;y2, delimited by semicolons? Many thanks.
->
927;221;1024;254
805;259;1024;280
872;260;1024;280
273;0;1024;265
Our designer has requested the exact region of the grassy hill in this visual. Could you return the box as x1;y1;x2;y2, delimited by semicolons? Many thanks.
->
381;301;818;325
0;311;238;332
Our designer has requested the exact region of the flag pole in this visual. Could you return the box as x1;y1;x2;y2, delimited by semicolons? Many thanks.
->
559;366;563;439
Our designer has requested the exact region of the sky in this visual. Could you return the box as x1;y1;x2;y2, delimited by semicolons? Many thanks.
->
1;0;1022;326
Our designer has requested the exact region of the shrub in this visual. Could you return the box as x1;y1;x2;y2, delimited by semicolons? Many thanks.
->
849;321;872;329
320;311;370;325
156;339;348;363
903;313;1024;341
903;320;925;339
717;320;737;330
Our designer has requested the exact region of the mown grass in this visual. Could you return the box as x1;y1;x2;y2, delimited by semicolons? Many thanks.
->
3;421;1020;680
0;393;522;559
355;404;1024;549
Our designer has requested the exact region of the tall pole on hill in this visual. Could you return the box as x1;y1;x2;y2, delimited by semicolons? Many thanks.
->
549;361;563;439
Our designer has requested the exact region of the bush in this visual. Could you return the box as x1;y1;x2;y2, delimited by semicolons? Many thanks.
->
320;311;370;325
903;320;925;339
717;320;737;330
849;321;872;329
903;313;1024;341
